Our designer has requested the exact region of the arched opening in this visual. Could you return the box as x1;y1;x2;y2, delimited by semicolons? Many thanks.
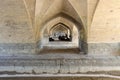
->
49;23;72;42
37;15;86;54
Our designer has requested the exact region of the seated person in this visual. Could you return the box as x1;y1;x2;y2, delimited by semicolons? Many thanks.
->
49;37;54;41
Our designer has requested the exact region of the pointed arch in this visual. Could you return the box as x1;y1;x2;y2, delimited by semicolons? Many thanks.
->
49;23;72;42
36;14;88;53
49;23;72;36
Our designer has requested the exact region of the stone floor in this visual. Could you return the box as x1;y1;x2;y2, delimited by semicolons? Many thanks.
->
0;77;119;80
40;48;80;54
0;54;120;80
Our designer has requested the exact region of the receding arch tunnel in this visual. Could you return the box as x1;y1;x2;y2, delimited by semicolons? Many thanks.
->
21;0;88;54
49;23;72;42
36;13;87;54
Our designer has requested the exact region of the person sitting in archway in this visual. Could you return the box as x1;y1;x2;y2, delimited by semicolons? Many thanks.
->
49;36;54;41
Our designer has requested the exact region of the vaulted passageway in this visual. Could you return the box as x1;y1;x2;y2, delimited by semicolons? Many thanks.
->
1;0;120;79
49;23;72;42
37;13;85;54
34;0;87;54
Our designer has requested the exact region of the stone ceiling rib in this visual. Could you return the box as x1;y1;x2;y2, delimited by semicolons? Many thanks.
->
68;0;87;30
26;0;87;41
92;0;100;21
88;0;100;27
22;0;36;28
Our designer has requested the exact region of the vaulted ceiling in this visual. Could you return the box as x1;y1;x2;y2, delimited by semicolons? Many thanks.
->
0;0;100;43
23;0;88;41
1;0;120;44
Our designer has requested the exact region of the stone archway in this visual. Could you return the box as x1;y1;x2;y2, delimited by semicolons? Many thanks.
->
37;16;83;54
49;23;72;42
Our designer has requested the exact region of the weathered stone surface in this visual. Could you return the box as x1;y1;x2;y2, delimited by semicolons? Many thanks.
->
0;55;120;75
0;0;35;43
0;77;119;80
88;43;120;55
0;43;36;55
0;1;120;80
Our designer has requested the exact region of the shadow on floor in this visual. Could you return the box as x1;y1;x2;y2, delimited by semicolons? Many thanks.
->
0;77;119;80
39;48;81;54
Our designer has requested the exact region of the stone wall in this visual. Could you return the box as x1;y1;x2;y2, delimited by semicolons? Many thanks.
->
88;0;120;42
0;55;120;74
0;77;119;80
0;0;120;79
88;43;120;55
0;0;120;55
0;0;35;55
88;0;120;55
0;55;120;80
0;43;35;56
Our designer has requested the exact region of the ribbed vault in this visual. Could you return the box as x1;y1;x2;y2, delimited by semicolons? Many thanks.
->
22;0;88;53
87;0;100;27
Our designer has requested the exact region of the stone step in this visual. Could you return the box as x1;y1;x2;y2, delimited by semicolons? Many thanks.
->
0;55;120;75
0;77;119;80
